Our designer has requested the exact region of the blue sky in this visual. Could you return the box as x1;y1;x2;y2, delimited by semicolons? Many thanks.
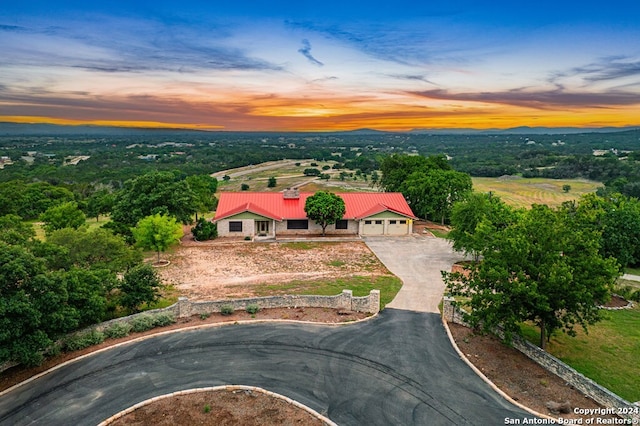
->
1;1;639;131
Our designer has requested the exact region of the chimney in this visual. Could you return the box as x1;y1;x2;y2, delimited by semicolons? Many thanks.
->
283;187;300;199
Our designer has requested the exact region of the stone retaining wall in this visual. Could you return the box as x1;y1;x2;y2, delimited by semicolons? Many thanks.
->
177;289;380;318
442;297;640;422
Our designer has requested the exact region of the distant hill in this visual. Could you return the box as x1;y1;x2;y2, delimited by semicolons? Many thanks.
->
0;122;210;136
409;126;639;135
0;122;638;136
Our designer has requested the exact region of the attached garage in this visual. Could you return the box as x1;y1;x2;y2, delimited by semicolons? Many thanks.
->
362;219;385;235
387;219;409;235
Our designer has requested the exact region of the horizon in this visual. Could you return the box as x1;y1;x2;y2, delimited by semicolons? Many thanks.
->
1;1;639;132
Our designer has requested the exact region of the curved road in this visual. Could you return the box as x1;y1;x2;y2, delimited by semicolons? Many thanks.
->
0;235;537;425
0;310;534;425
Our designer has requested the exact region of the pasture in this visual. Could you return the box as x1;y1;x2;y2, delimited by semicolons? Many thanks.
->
472;176;602;208
215;158;379;193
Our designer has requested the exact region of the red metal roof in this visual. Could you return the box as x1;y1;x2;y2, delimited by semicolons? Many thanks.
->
214;191;416;221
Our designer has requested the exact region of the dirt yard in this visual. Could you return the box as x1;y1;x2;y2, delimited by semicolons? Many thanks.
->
159;238;388;300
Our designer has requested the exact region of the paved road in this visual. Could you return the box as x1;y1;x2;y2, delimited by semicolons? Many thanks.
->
622;274;640;282
365;235;465;312
0;310;535;426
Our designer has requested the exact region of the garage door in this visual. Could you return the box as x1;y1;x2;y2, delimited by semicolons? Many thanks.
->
388;219;409;235
363;219;384;235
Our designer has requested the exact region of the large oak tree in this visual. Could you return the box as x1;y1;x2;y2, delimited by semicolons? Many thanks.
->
444;204;619;349
304;191;346;236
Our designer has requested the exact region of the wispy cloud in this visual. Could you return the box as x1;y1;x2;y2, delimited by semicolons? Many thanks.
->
389;74;438;86
0;24;28;32
298;39;323;66
1;17;282;74
412;88;640;109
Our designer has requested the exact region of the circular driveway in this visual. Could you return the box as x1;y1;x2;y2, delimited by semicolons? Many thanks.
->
0;310;535;425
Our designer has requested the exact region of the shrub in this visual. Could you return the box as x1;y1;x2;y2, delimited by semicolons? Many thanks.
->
64;329;105;352
104;322;133;339
246;304;260;314
152;312;176;327
241;183;249;191
130;314;155;332
191;218;218;241
220;305;234;316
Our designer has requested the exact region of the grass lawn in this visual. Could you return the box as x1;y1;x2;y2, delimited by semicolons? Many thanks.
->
624;266;640;276
249;275;402;309
520;305;640;402
472;177;602;209
429;229;449;239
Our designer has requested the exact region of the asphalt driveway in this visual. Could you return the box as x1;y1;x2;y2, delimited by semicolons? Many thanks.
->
365;235;465;312
0;310;535;425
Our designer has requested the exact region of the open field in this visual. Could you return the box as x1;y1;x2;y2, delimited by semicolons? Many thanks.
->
472;176;602;208
521;304;640;402
215;158;379;193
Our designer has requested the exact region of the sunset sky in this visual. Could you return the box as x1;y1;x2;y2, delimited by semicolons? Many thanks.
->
1;1;639;131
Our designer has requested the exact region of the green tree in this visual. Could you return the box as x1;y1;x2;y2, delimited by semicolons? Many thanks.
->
267;176;277;188
562;184;571;193
132;214;183;262
402;169;472;224
0;243;76;365
110;171;198;229
48;227;142;272
241;183;250;191
85;189;115;221
444;204;619;350
370;170;379;186
191;218;218;241
185;175;218;221
568;193;640;270
40;201;86;234
447;192;518;261
379;154;450;193
0;181;75;219
0;214;35;245
304;191;346;236
55;268;116;327
118;263;162;313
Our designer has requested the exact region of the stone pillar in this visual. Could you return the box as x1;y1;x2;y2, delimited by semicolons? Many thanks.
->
442;296;455;322
177;297;192;318
341;289;353;310
369;290;380;314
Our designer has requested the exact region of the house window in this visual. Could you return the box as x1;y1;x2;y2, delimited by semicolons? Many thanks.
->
365;220;372;225
390;220;397;225
399;220;407;224
335;220;348;229
287;220;309;230
229;221;242;232
375;220;383;225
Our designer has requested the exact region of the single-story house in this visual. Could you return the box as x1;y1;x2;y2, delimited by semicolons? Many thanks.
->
214;188;416;238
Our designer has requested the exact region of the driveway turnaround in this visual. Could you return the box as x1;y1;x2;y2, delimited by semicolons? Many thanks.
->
365;235;464;312
0;310;536;425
